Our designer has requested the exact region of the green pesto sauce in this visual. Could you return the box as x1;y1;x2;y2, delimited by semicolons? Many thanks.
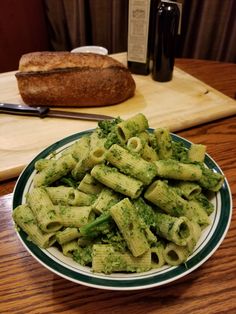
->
110;148;123;160
73;246;92;266
101;230;127;252
104;132;121;149
199;166;223;189
47;210;57;220
172;142;188;162
98;117;123;136
195;194;214;215
104;253;127;274
133;198;156;227
45;168;57;184
178;223;190;238
21;215;36;225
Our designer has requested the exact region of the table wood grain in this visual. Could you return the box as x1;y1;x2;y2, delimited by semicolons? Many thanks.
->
1;59;236;314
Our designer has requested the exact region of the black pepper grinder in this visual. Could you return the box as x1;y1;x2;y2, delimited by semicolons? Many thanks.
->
152;0;180;82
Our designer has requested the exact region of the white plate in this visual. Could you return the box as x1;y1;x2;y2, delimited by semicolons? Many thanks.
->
71;46;108;55
12;129;232;290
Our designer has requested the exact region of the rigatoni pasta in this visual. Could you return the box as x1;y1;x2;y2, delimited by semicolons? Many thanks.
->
56;227;80;245
154;213;193;246
56;205;94;228
155;159;202;181
92;244;151;274
92;187;120;214
154;128;173;159
109;198;149;257
33;154;76;187
163;243;189;266
78;173;103;195
188;144;206;162
45;186;94;206
26;187;62;233
13;113;224;274
150;243;165;269
116;113;149;142
106;144;157;185
91;164;143;199
13;204;56;248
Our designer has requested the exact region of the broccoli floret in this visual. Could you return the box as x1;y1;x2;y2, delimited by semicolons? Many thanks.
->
98;117;123;137
58;176;78;188
194;193;214;215
133;197;156;227
73;246;92;266
172;141;189;162
97;117;124;149
104;131;122;149
198;164;224;191
101;230;127;253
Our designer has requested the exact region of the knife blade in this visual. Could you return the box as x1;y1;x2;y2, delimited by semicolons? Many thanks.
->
0;103;114;121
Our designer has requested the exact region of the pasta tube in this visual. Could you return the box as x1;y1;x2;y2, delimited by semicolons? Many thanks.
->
127;136;143;154
151;244;165;268
144;180;187;217
91;164;143;199
62;240;79;257
155;159;202;181
45;186;94;206
144;180;209;226
89;146;106;164
109;198;149;257
89;128;106;150
188;144;206;162
173;181;202;200
116;113;149;142
73;146;107;180
154;213;193;246
34;159;54;171
92;188;120;214
33;154;76;187
192;193;214;216
185;221;202;253
141;143;159;162
198;165;224;192
71;137;91;180
62;136;90;161
106;144;157;185
92;244;151;274
56;227;80;245
13;204;56;248
138;131;150;142
56;205;94;228
187;201;210;227
163;243;189;266
26;187;62;233
154;128;172;159
78;173;103;195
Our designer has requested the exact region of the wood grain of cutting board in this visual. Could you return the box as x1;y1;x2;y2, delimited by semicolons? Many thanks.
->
0;53;236;181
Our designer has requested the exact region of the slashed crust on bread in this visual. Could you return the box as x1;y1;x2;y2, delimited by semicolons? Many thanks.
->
19;51;128;72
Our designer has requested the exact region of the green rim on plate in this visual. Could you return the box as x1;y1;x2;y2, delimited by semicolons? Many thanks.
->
12;130;232;290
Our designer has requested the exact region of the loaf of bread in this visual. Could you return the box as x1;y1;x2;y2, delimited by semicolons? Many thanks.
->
15;51;136;107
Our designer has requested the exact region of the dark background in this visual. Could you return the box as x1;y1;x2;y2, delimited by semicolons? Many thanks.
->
0;0;235;73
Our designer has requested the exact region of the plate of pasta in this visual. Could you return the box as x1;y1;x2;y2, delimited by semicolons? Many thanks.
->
12;113;232;290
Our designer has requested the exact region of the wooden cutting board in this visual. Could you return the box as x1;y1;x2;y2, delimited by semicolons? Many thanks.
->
0;53;236;181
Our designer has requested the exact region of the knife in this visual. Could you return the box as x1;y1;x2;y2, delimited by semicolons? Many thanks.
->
0;103;114;121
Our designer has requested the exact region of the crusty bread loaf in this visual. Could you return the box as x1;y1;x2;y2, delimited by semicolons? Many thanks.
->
15;51;136;107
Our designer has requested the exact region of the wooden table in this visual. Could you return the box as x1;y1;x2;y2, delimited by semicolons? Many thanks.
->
1;59;236;314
